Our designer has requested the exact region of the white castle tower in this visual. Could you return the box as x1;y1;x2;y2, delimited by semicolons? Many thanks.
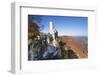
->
47;21;59;47
49;21;53;32
49;21;57;40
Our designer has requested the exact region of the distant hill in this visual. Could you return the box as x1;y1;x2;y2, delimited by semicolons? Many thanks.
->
70;36;88;44
59;36;88;58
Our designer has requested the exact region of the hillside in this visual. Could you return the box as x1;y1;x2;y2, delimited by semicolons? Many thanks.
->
59;36;88;58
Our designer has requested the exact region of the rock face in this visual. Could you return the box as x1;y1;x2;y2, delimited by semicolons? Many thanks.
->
28;21;82;60
28;34;62;60
28;21;61;60
42;44;61;59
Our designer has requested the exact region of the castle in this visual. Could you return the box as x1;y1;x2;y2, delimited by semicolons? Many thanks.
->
47;21;59;48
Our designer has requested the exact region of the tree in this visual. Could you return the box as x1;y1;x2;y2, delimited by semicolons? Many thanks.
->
28;15;44;31
28;20;40;44
58;40;68;59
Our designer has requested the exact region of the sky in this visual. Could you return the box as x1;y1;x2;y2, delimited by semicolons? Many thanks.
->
28;15;88;36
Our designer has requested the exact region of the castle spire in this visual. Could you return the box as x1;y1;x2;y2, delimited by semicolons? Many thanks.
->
49;21;53;32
